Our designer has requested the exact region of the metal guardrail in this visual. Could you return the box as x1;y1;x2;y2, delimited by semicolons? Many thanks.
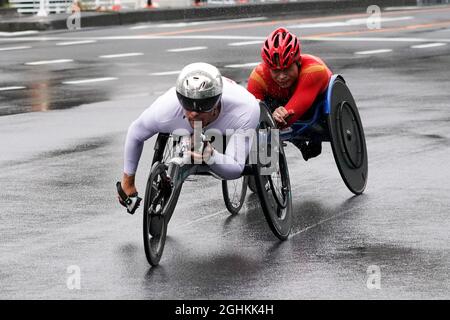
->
8;0;150;13
6;0;286;15
8;0;73;14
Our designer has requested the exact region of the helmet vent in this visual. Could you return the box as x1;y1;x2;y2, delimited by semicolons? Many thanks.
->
283;45;292;59
272;53;280;68
286;33;292;43
273;35;279;48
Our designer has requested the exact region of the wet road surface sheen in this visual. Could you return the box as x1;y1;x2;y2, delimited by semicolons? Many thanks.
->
0;6;449;299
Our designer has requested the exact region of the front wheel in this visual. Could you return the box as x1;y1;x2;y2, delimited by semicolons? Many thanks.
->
222;176;248;215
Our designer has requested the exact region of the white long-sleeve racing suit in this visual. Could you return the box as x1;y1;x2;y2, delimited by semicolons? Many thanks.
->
123;77;260;180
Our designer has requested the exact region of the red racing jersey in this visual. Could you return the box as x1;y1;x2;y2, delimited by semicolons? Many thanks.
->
247;54;333;127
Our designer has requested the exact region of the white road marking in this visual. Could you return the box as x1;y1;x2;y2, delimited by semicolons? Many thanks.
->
224;62;259;68
385;5;447;11
0;46;31;51
149;70;181;76
62;77;118;85
0;86;26;91
56;40;97;46
228;40;264;46
166;35;265;40
167;46;207;52
411;42;447;49
355;49;393;55
0;30;39;37
288;16;413;29
99;52;144;59
303;36;432;42
25;59;73;65
129;17;267;29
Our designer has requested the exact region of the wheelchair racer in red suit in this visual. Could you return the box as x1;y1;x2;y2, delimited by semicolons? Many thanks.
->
247;27;333;160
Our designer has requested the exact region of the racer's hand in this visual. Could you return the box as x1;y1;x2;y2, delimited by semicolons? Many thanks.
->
187;142;215;164
117;174;138;207
116;175;142;215
120;173;138;196
272;107;292;127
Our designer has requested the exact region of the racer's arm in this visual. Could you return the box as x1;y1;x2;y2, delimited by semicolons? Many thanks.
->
207;129;255;180
121;105;161;195
124;110;160;176
283;65;331;127
247;68;267;100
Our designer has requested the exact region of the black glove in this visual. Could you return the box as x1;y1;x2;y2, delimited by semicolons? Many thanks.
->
116;181;142;215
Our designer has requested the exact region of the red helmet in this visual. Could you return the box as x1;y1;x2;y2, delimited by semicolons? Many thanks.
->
261;27;301;70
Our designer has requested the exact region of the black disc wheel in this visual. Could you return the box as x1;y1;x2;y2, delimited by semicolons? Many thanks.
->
143;162;173;266
254;103;293;240
222;176;248;215
327;79;368;195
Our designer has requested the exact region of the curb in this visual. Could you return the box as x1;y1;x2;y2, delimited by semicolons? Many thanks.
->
0;0;417;32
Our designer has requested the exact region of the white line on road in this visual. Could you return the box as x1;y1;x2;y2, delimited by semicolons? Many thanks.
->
129;17;267;29
0;30;39;37
384;5;445;11
228;40;264;46
224;62;259;68
288;16;413;29
301;36;450;43
25;59;74;65
0;86;26;91
99;52;144;59
354;49;393;55
149;70;181;76
167;46;207;52
62;77;118;85
411;42;447;49
0;46;31;51
56;40;97;46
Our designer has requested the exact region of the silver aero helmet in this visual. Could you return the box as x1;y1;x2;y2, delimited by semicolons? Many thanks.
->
176;62;223;112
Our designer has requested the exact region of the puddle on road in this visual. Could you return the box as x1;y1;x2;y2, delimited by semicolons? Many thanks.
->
0;80;110;117
0;63;118;117
0;61;255;117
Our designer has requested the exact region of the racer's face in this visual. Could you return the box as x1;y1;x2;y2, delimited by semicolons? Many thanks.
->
184;104;221;128
269;63;299;89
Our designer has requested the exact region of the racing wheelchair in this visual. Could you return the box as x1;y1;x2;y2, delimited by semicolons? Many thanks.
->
142;74;367;266
248;74;368;195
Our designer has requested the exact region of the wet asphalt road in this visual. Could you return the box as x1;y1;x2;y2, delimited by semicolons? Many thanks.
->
1;5;449;299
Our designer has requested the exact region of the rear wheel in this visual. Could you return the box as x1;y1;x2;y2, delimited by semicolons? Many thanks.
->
151;133;181;223
327;79;368;194
247;176;257;193
144;133;179;267
254;103;292;240
152;133;175;165
143;162;174;267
